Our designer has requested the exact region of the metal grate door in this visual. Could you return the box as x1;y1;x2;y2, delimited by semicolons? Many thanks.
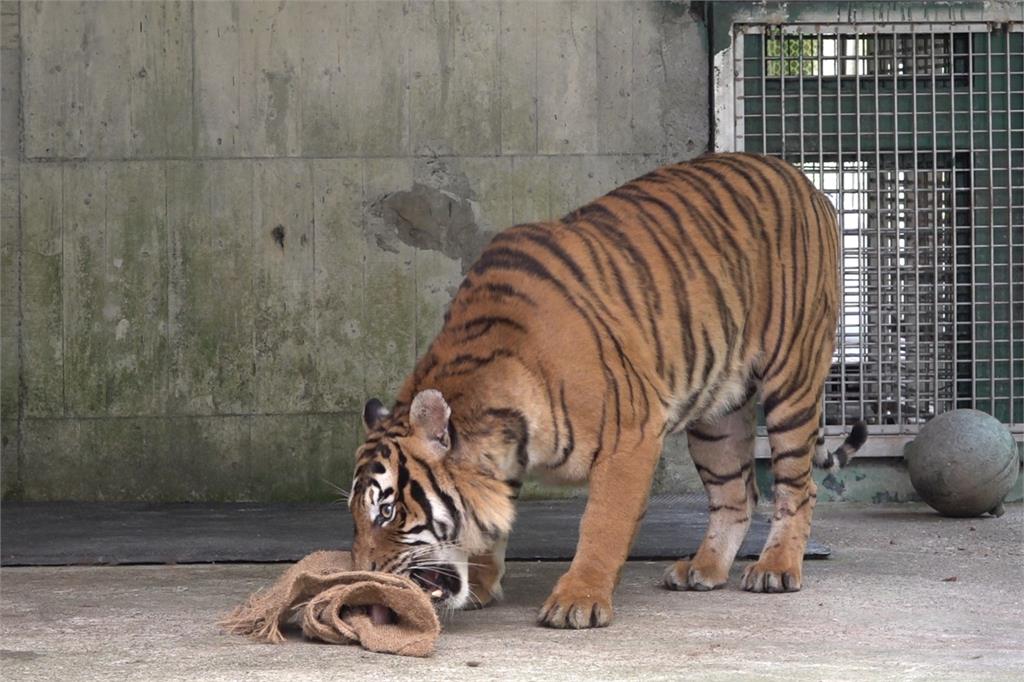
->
724;22;1023;447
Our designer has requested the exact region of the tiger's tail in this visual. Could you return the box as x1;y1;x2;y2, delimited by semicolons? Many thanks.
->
813;421;868;472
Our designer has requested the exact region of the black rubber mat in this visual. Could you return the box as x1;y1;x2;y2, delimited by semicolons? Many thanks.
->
0;496;830;566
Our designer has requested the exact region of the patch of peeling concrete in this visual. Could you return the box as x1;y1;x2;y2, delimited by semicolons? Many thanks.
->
385;184;490;271
367;160;493;275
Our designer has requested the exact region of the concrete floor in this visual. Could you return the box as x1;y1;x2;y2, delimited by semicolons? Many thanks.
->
1;503;1022;681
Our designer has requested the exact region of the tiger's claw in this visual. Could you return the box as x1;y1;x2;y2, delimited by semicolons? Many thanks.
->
538;577;614;629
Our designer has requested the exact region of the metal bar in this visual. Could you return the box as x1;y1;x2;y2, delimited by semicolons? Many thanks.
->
738;26;749;153
931;28;941;419
855;30;865;428
801;30;828;425
794;28;802;159
911;28;922;426
837;34;847;424
733;27;742;152
875;28;884;429
988;28;996;415
968;28;978;411
762;28;768;154
818;32;825;200
819;30;827;375
1009;28;1018;426
894;24;903;429
781;28;788;159
773;22;992;33
946;27;954;413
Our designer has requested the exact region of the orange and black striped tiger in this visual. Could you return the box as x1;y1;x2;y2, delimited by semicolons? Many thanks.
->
348;152;867;629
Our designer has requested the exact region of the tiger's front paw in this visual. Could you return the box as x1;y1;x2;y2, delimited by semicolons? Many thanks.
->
741;557;802;593
537;574;614;629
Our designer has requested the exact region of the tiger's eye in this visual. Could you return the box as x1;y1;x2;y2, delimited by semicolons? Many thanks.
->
380;503;394;520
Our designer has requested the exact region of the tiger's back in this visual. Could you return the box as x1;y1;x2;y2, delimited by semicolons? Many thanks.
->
402;152;840;478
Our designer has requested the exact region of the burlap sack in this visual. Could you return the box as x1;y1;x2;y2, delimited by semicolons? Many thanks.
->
220;550;440;657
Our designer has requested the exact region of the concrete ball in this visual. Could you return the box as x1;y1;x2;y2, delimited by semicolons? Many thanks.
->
905;409;1020;517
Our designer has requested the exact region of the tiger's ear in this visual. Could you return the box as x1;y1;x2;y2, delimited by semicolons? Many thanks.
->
410;389;451;454
363;398;389;432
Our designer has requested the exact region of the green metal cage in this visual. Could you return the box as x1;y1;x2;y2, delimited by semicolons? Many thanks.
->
712;3;1023;455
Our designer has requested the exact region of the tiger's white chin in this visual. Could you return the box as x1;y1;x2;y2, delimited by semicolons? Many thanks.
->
410;548;471;610
441;560;471;610
439;549;471;610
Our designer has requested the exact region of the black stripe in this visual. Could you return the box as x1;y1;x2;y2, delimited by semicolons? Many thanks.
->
688;428;727;442
408;479;434;526
586;399;608;471
493;228;589;288
456;315;526;342
397;451;409;502
766;402;819;436
439;349;516;378
537;365;560;454
486;407;530;472
419;462;461;540
694;461;751;486
477;281;537;306
555;383;576;466
708;503;746;513
772;471;811;488
772;447;809;462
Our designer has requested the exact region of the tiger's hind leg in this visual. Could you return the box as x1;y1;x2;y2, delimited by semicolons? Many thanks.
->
741;377;826;593
664;389;758;591
465;536;507;609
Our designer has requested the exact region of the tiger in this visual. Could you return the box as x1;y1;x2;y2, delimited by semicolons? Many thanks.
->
348;152;868;629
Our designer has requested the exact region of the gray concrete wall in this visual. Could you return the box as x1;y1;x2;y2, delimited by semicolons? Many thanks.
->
0;0;710;501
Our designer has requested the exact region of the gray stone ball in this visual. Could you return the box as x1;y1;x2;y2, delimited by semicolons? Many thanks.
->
905;409;1020;517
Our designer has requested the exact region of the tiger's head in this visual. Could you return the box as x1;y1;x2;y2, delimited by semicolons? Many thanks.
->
348;389;517;610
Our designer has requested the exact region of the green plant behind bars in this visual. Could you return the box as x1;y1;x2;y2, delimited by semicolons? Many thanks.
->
766;29;818;77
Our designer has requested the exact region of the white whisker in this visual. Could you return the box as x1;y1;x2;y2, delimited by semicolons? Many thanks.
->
321;478;352;502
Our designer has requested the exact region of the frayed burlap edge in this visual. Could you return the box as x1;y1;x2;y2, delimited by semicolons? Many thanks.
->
219;550;440;657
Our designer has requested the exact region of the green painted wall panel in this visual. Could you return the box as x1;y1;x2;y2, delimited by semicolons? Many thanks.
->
362;158;417;403
165;416;252;501
251;160;316;413
536;1;599;155
19;164;62;417
408;1;501;156
0;157;19;418
22;1;192;159
62;163;169;416
1;418;18;498
310;159;368;414
499;2;540;155
167;161;256;415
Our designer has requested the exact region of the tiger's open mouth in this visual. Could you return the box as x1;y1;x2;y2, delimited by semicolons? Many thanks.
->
409;565;461;601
